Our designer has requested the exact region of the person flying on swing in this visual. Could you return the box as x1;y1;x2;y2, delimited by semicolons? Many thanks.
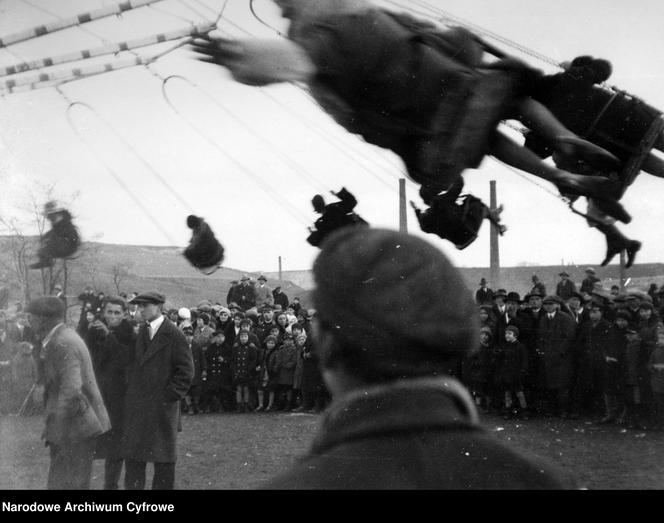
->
190;0;626;230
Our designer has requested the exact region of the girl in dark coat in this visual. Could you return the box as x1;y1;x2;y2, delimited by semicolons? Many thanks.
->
497;325;529;419
231;331;259;413
203;331;234;412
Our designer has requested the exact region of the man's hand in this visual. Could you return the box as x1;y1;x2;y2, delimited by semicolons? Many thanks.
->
91;319;109;337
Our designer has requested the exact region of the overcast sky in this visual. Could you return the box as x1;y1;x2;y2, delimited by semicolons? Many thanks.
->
1;0;663;274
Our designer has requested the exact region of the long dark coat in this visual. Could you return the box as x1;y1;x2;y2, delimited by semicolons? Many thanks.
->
122;318;194;463
574;319;614;393
535;311;577;389
85;319;135;459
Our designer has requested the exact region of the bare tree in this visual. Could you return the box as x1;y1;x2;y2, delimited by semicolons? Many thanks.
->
111;262;133;294
0;218;35;304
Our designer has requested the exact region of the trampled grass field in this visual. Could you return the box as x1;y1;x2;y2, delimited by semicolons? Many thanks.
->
2;411;663;490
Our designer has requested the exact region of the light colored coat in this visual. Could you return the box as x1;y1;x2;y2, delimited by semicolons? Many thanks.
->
41;325;111;445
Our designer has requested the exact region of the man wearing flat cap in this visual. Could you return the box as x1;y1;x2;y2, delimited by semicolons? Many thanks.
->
556;271;577;302
534;295;577;418
254;275;275;309
237;276;257;312
580;268;600;295
263;228;574;489
122;291;194;490
27;296;110;489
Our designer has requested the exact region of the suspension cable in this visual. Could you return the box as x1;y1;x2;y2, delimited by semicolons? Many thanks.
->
57;86;180;244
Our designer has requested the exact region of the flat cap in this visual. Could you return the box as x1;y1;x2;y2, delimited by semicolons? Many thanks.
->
313;228;477;381
130;291;165;304
542;295;562;305
506;291;522;303
26;297;65;318
258;275;267;281
585;268;596;274
559;271;570;277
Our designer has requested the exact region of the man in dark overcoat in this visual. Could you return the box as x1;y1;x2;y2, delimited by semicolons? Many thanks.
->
122;291;194;490
263;227;575;489
535;295;577;417
556;272;577;301
571;301;615;419
85;295;135;489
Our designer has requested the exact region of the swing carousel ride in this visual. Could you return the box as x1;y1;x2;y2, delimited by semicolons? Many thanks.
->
1;0;663;275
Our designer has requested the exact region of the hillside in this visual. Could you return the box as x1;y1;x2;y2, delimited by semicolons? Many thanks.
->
1;237;662;314
0;238;311;311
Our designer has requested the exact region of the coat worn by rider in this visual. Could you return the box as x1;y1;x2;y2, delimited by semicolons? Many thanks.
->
414;181;490;249
289;7;536;199
307;188;367;247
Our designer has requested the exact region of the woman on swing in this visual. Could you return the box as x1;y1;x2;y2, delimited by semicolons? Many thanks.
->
191;0;625;222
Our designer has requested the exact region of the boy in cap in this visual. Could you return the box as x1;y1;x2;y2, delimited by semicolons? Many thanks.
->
497;325;529;420
263;227;574;489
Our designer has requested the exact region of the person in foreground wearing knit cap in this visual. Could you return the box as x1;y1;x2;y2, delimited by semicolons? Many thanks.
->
263;227;575;489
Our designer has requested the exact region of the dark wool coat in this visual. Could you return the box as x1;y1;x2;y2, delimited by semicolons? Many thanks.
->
535;311;577;389
263;378;575;489
556;279;577;301
574;319;614;392
231;341;259;386
122;318;193;463
276;343;297;386
496;340;529;389
205;341;233;390
85;319;135;459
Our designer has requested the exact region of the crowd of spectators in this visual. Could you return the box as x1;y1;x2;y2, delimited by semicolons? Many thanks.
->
3;269;664;433
467;269;664;431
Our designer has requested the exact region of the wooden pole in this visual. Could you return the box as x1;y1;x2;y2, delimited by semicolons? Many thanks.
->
399;178;407;233
489;180;500;289
278;256;282;282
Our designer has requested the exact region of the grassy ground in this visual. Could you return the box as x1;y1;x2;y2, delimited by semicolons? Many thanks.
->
1;411;663;489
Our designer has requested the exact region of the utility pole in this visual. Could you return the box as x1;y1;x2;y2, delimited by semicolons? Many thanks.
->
399;178;407;233
489;180;500;289
278;256;282;281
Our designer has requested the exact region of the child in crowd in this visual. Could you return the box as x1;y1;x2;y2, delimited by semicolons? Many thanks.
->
275;334;297;410
262;335;279;412
291;323;306;408
497;325;529;419
183;325;207;415
231;330;259;413
623;328;646;429
204;330;234;412
463;326;493;412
